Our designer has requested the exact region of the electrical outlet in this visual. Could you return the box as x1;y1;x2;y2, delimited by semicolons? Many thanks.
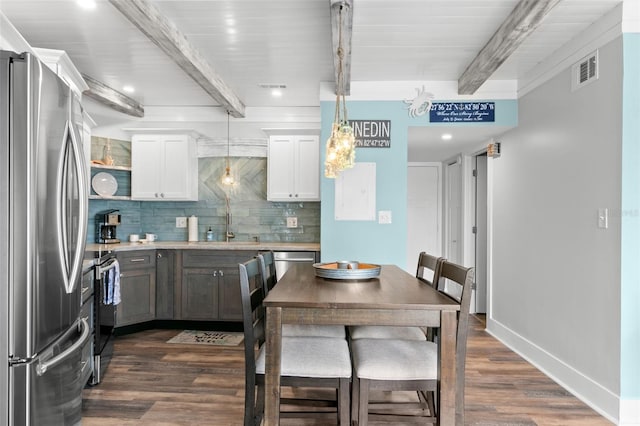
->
176;217;187;228
378;210;392;224
286;217;298;228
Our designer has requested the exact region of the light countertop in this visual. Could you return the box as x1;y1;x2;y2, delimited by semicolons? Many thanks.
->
85;241;320;256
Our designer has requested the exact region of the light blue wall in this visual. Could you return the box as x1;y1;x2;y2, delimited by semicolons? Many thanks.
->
320;98;517;266
621;32;640;400
320;101;408;265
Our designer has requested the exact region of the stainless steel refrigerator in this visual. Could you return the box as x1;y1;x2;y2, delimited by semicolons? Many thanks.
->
1;50;90;425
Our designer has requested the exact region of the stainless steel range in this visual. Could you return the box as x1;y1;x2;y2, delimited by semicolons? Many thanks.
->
84;250;118;386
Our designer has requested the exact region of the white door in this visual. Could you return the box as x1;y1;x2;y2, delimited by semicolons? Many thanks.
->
445;159;463;264
475;154;488;313
407;163;441;272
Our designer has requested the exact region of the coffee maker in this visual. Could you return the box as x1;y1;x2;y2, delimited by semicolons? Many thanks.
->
95;209;121;244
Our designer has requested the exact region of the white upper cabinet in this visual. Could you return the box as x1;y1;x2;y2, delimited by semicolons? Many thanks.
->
131;134;198;201
267;135;320;202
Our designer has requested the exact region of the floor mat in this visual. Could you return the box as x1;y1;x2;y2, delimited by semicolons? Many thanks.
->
166;330;244;346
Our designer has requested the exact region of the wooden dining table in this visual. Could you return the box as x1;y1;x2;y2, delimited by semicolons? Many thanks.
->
263;263;461;426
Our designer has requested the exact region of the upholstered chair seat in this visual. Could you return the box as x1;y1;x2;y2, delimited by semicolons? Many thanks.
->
256;336;352;378
351;338;437;380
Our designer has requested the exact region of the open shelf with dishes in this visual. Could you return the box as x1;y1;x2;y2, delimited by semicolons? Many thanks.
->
89;164;132;200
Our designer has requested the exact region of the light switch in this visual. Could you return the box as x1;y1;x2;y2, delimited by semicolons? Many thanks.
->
598;208;608;229
378;210;392;224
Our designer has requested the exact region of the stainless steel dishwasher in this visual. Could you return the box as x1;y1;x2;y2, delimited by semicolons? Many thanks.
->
273;251;319;281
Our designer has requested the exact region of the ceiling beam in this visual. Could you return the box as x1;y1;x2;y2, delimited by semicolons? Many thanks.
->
330;0;353;95
458;0;562;95
109;0;246;118
82;74;145;117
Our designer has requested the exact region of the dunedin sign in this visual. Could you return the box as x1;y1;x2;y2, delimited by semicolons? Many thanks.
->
349;119;391;148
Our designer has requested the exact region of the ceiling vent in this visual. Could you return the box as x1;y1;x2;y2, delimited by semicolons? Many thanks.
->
258;84;287;89
571;50;598;91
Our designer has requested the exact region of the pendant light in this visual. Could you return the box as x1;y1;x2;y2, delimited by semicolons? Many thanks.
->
324;2;356;178
222;110;235;185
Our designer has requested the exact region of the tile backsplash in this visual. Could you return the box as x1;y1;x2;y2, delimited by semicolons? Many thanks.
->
88;156;320;243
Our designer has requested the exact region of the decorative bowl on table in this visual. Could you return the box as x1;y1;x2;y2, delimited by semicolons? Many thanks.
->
313;262;381;280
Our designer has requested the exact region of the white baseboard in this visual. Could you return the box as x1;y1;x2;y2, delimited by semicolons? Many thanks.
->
620;399;640;425
486;317;619;424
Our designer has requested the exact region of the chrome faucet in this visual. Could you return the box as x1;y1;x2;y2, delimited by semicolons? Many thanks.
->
225;194;235;242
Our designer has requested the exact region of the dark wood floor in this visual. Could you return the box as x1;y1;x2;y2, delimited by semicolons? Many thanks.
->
81;315;612;425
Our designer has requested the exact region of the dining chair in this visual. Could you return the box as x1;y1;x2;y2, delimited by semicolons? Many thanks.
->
239;257;352;426
349;260;474;426
257;252;347;338
348;252;444;341
257;250;278;294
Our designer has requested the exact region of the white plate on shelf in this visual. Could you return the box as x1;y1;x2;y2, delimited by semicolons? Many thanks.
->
92;172;118;197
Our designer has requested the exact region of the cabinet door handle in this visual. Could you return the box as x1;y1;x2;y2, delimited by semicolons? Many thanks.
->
155;193;159;198
160;193;165;198
130;258;146;263
289;194;293;198
295;194;298;197
219;270;224;277
157;253;162;259
213;271;217;277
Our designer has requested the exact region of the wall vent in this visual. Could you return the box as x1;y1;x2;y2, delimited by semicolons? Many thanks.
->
571;50;598;91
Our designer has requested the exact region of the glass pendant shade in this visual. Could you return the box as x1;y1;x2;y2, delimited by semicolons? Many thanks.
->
324;122;355;178
222;111;235;185
222;166;234;185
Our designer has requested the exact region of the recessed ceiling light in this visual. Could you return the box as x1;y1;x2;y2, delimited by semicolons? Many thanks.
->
122;85;135;93
441;133;453;141
271;89;282;98
76;0;96;10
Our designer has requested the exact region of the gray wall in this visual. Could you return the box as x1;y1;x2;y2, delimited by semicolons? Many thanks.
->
489;36;622;408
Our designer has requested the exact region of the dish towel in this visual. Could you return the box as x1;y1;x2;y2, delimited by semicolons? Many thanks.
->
112;260;121;305
103;266;112;305
103;260;121;305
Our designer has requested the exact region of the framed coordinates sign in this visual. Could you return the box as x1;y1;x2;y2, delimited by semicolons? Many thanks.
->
430;102;495;123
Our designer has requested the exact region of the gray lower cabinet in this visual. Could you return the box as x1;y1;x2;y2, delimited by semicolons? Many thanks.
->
155;249;175;319
218;264;243;320
180;250;256;321
116;250;156;327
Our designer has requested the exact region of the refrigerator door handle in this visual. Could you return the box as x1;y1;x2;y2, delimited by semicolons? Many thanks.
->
36;317;90;376
56;119;88;294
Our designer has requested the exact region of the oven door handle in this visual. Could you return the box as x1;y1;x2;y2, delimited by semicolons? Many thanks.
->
274;257;316;263
98;258;119;276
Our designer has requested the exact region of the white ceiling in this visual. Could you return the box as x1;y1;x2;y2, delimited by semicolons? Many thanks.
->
0;0;623;160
